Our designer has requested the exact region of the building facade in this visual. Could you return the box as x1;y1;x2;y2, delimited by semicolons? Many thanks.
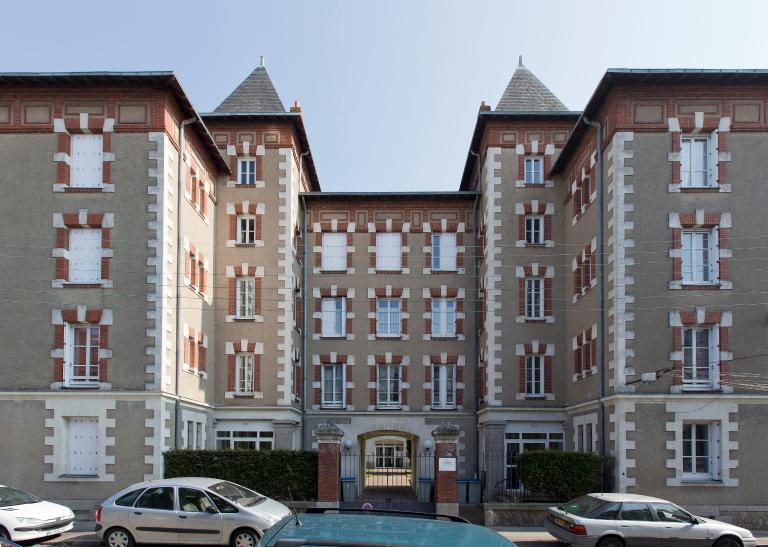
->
1;62;767;520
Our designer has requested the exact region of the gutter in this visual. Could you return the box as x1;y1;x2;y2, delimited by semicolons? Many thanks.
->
582;117;607;465
300;193;309;450
468;151;482;477
173;116;197;449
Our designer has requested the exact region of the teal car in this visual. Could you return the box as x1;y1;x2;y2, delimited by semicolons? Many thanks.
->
258;508;514;547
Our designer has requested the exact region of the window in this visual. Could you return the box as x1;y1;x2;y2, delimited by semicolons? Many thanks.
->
525;356;544;395
321;298;346;337
215;430;273;450
524;157;543;184
431;298;457;337
376;232;402;271
682;326;717;388
377;364;401;408
65;324;100;387
179;488;215;513
618;502;654;522
432;233;457;271
525;278;544;319
576;421;596;453
237;215;256;244
683;422;718;480
525;216;544;245
682;229;718;284
375;443;405;468
236;277;255;318
322;232;347;271
236;354;255;394
432;364;456;409
238;159;256;185
195;422;203;450
69;228;102;283
115;489;144;507
135;487;175;511
653;503;694;523
70;134;103;188
321;363;345;408
67;417;99;475
376;298;401;337
681;136;710;187
577;424;584;452
186;421;194;449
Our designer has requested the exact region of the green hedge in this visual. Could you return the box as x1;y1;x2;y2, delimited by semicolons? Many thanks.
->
164;450;317;501
518;451;612;501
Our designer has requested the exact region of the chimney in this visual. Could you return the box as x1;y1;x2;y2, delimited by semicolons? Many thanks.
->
479;100;491;112
290;100;302;113
260;56;265;68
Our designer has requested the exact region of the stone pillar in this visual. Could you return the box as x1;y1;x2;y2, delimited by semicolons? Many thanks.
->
315;420;344;508
432;422;460;516
273;420;300;450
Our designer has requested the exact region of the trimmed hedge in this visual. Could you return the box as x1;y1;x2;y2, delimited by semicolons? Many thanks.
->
164;450;317;501
518;451;612;501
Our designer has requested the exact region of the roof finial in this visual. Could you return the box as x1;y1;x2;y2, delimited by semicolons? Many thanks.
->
260;56;265;68
518;55;523;67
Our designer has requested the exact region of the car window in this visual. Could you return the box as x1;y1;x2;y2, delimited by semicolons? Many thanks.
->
115;489;145;507
0;487;40;507
208;492;239;514
592;502;621;520
208;481;265;507
179;488;216;513
561;495;608;517
135;487;175;511
619;502;655;522
653;503;693;523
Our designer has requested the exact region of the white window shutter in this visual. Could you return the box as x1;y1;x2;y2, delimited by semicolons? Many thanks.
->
711;325;720;389
708;129;719;186
442;233;457;271
322;233;346;271
710;226;720;282
71;135;104;188
68;417;99;475
69;229;102;282
63;325;73;382
340;298;347;335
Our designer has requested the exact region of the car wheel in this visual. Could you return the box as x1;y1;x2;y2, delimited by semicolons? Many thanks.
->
714;537;743;547
230;527;260;547
596;536;625;547
0;526;9;540
104;527;135;547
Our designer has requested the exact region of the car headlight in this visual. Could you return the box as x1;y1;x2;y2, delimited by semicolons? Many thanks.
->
16;517;45;525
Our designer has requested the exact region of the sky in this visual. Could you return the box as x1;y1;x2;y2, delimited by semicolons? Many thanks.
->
3;0;768;192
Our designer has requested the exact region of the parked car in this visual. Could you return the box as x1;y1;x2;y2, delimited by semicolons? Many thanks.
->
545;493;757;547
96;477;291;547
0;538;22;547
0;485;75;543
258;508;515;546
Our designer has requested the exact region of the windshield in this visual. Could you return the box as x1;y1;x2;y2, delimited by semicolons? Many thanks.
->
208;481;265;507
0;487;41;507
561;495;609;517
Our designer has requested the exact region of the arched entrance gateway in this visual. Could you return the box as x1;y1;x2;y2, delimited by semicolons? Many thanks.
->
339;430;435;511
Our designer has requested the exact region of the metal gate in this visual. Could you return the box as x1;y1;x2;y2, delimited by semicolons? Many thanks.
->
340;451;435;512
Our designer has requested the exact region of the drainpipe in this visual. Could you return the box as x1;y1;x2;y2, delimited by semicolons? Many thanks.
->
469;150;482;478
300;193;309;450
173;116;197;449
582;117;606;466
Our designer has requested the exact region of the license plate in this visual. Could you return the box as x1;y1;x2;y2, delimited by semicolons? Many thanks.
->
46;527;65;536
553;516;567;527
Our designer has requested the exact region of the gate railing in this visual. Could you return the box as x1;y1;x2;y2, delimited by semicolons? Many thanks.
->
340;452;434;503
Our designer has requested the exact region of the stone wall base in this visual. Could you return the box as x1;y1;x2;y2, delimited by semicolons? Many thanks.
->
483;502;551;527
688;505;768;530
435;502;459;516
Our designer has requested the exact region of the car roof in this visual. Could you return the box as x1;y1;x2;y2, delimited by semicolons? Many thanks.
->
587;493;670;503
121;477;225;490
260;513;513;547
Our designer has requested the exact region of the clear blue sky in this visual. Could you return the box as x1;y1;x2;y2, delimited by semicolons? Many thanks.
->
3;0;767;191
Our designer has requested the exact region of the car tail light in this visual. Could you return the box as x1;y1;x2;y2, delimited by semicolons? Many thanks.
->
569;523;587;535
95;506;102;522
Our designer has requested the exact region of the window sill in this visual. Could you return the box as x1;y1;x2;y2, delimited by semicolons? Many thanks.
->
60;282;108;289
375;335;403;340
431;269;459;274
430;336;459;341
431;406;457;411
235;243;257;247
523;243;546;248
320;269;348;274
680;478;723;485
62;187;106;193
320;405;346;410
376;405;402;411
680;283;723;290
320;335;347;340
375;269;404;274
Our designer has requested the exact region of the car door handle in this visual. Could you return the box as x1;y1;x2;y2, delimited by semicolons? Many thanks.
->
179;515;187;519
133;511;142;515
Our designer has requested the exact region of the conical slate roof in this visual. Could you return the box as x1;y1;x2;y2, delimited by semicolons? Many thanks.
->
214;64;285;113
496;57;567;112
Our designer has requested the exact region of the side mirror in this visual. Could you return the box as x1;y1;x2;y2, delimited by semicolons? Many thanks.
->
690;516;700;525
205;506;219;514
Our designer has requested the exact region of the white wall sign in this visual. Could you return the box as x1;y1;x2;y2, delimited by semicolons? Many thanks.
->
438;457;456;472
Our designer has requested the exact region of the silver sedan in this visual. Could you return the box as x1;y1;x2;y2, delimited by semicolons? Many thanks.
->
544;493;757;547
95;477;291;547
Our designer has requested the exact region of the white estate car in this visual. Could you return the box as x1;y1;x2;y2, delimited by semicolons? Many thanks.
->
96;477;291;547
545;493;757;547
0;485;75;542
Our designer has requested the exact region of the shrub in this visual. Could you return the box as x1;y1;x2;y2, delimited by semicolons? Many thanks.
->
164;450;318;501
518;451;612;501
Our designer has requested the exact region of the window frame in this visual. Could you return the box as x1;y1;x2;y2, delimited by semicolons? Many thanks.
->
68;228;103;283
320;297;346;338
64;323;101;387
524;157;544;184
431;232;457;271
681;228;719;285
431;364;456;409
70;134;104;189
376;363;401;409
525;215;544;245
215;429;273;451
524;277;545;320
236;215;256;245
680;136;711;188
376;232;402;272
321;232;347;272
682;422;719;481
235;353;255;394
525;355;545;395
321;363;345;409
238;159;256;185
431;298;457;337
376;298;402;338
236;277;255;319
682;325;719;390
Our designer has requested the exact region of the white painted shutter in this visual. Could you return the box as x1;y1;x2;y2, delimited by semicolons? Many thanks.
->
71;135;104;188
441;233;457;271
376;232;402;270
322;233;347;271
708;130;719;186
710;325;720;390
321;299;339;337
68;417;99;475
63;324;73;382
709;227;720;282
69;229;102;282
